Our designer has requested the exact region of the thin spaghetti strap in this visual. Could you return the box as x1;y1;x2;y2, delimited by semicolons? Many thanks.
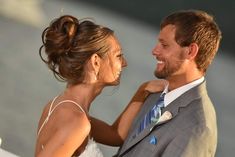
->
37;96;58;136
37;98;85;136
50;100;85;114
48;96;58;115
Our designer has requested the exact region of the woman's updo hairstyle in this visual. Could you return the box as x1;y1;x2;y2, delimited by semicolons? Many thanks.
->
39;15;114;84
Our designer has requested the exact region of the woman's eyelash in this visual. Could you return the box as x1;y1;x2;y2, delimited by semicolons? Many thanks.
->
117;54;123;57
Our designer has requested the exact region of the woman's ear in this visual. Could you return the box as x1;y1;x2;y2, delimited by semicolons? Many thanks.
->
90;53;101;74
185;43;199;60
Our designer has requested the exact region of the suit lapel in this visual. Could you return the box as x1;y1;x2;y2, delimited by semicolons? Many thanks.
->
118;93;161;155
119;112;175;155
163;81;207;118
118;81;207;156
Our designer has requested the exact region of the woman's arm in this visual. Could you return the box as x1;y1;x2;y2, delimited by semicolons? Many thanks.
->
91;79;167;146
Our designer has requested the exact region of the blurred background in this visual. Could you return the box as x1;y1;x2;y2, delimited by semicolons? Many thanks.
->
0;0;234;156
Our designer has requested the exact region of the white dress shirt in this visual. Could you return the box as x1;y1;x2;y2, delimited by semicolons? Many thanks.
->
163;77;205;107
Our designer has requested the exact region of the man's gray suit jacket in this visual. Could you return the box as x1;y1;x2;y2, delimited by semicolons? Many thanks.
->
116;81;217;157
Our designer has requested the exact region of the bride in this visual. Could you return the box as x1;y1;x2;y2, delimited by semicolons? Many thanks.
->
35;15;165;157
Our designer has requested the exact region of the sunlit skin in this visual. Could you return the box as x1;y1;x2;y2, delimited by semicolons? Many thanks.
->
98;36;127;86
152;24;203;91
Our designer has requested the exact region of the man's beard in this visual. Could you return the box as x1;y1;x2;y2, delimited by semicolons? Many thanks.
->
154;59;183;79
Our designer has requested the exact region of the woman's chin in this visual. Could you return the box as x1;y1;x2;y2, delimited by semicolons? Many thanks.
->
106;79;121;86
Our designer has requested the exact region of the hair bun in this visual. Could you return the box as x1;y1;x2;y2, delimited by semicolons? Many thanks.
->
42;15;79;58
59;15;79;41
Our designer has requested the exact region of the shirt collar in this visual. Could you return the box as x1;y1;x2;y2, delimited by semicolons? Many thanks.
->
164;77;205;107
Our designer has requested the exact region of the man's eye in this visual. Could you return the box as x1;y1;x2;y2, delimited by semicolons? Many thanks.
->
162;44;168;48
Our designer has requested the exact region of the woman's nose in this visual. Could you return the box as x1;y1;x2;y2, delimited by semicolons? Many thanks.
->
122;57;127;67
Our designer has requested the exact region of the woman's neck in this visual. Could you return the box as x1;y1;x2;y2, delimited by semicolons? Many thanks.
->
63;83;104;113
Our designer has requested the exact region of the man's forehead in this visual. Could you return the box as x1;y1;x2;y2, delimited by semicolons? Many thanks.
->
158;25;176;39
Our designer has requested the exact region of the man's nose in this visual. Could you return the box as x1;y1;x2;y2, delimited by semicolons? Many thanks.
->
152;44;160;56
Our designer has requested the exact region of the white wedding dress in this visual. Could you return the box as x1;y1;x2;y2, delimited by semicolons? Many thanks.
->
78;138;103;157
37;97;104;157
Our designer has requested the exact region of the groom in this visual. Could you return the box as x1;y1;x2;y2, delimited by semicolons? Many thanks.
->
116;10;222;157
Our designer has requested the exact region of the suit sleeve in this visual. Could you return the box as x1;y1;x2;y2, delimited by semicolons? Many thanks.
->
161;125;215;157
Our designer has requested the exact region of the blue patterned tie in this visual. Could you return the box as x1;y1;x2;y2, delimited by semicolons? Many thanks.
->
137;92;165;134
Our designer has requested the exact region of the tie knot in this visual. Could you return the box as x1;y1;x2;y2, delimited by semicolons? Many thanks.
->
157;92;165;108
159;92;165;100
160;92;166;98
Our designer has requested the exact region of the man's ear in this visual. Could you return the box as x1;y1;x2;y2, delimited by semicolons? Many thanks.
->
90;53;101;74
185;43;199;60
